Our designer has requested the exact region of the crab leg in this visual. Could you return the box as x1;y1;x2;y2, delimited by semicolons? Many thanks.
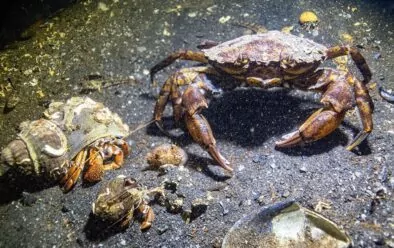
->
154;67;220;130
325;46;372;84
346;77;373;150
137;204;155;230
183;85;232;171
60;148;88;192
150;50;208;84
154;67;230;170
276;69;371;148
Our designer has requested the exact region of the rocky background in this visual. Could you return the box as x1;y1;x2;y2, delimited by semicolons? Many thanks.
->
0;0;393;247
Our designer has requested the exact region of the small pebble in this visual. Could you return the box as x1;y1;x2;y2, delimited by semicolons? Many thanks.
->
157;225;169;235
219;201;229;216
282;190;290;198
191;198;208;219
61;205;70;213
299;166;307;173
373;237;386;246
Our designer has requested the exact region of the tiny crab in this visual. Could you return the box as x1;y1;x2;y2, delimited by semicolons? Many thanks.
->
150;30;373;171
92;175;164;230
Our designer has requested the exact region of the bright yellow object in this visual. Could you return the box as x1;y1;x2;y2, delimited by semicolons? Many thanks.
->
299;11;319;25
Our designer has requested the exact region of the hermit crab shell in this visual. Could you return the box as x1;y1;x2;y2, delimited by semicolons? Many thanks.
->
1;119;69;181
44;96;130;160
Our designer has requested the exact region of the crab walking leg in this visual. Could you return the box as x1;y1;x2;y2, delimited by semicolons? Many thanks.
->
276;69;356;148
137;204;155;230
346;77;374;150
183;85;232;171
60;148;88;192
150;50;208;83
325;46;372;84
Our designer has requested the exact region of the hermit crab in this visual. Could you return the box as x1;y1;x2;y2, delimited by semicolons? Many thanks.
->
150;30;373;171
1;97;130;192
92;175;164;230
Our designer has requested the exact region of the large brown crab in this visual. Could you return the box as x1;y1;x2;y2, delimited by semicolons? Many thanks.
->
150;30;373;172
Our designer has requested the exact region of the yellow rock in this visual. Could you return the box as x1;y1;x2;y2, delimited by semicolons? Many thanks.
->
299;11;318;25
281;26;294;34
340;33;354;44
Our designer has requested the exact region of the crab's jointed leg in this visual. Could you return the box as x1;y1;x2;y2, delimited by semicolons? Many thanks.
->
325;46;372;84
276;68;373;149
137;204;155;230
60;148;88;192
346;76;374;150
150;50;208;84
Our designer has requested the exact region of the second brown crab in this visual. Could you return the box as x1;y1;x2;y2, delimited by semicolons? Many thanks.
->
150;30;374;171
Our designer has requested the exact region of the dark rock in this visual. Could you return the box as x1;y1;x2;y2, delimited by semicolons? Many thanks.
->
61;205;70;213
165;194;184;214
20;192;37;206
191;198;208;219
156;225;169;235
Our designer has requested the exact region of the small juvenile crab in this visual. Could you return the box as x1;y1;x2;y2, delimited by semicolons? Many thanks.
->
92;175;164;230
150;30;373;171
1;97;130;192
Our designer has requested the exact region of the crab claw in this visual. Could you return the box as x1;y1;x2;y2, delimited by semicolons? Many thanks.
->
276;108;345;148
184;112;233;172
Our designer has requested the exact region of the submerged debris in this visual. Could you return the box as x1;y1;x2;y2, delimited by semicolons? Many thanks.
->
80;75;137;93
379;87;394;103
222;200;352;248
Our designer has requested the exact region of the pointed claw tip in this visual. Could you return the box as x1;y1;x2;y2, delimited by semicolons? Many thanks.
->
274;130;304;148
346;132;370;151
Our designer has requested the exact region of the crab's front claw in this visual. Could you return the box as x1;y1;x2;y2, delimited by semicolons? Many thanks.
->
276;108;345;148
184;112;233;172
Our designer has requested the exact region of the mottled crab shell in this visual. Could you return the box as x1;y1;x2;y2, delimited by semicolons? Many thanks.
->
1;119;69;180
44;96;130;160
92;176;142;222
202;30;327;66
